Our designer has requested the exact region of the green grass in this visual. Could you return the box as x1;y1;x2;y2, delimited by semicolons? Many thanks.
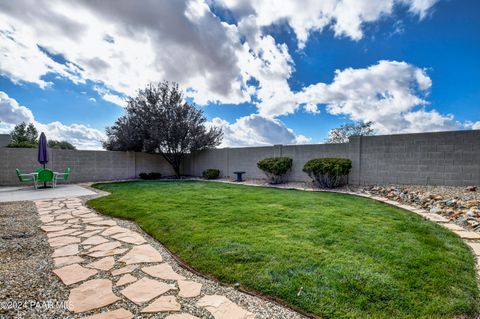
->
88;180;479;319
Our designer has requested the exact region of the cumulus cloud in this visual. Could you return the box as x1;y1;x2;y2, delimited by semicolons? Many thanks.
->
210;114;310;147
295;60;464;134
35;121;106;150
216;0;439;48
0;91;34;124
465;121;480;130
0;0;252;106
0;91;105;149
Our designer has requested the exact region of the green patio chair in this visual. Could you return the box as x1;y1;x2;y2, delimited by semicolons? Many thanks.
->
37;169;54;187
54;168;70;188
16;168;38;189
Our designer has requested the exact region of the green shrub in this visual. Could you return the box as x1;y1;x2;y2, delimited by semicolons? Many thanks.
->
257;157;293;184
303;158;352;188
203;169;220;180
139;172;162;180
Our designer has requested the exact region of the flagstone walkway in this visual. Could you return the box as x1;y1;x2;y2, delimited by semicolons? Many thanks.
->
35;197;305;319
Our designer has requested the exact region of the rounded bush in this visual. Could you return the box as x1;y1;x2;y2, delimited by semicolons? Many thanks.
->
303;158;352;188
257;157;293;184
203;168;220;180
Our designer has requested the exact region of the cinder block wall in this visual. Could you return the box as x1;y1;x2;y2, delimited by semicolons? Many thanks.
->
184;130;480;186
0;148;173;185
354;130;480;186
1;130;479;186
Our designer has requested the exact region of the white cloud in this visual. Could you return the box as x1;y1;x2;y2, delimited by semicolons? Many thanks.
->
35;121;106;150
101;94;126;108
465;121;480;130
210;114;310;147
216;0;439;48
0;91;105;150
0;0;252;106
93;86;127;107
295;60;463;133
89;97;96;102
0;91;35;124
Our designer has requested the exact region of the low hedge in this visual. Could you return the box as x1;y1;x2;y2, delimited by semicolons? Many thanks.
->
139;172;162;180
257;157;293;184
303;158;352;188
203;168;220;180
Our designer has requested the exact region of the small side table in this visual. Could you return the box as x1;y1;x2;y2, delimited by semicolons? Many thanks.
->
233;171;245;182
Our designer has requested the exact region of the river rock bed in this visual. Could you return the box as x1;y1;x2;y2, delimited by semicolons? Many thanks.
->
356;185;480;230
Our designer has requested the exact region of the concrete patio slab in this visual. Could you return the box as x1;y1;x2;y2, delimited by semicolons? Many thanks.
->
0;184;96;202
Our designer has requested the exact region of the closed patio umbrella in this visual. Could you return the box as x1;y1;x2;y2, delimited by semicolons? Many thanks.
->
37;132;49;188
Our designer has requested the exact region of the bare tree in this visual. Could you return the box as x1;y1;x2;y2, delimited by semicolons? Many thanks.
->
104;82;223;177
326;121;375;144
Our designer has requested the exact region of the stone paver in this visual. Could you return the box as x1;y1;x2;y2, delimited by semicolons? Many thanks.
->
53;263;98;285
89;241;122;252
142;264;185;281
87;256;115;271
81;230;103;237
48;235;81;247
165;315;200;319
116;274;137;286
112;265;138;276
83;217;105;223
41;225;69;232
119;244;163;264
54;256;84;268
56;213;74;220
52;244;79;257
82;235;109;246
91;220;117;226
453;230;480;240
442;223;465;231
88;248;129;258
68;279;120;313
467;242;480;255
197;295;255;319
101;226;130;236
48;228;77;238
422;213;449;223
178;280;203;298
141;295;181;312
39;215;54;223
84;308;134;319
120;277;176;305
112;231;147;245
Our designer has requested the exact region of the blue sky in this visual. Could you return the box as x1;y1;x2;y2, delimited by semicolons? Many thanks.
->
0;0;479;149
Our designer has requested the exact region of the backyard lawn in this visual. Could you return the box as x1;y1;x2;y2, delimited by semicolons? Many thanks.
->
88;181;479;319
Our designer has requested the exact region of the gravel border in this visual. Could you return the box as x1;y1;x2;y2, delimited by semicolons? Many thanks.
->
0;201;72;319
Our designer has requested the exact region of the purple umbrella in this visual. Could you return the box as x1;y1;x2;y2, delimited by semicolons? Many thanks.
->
38;132;49;168
37;132;50;188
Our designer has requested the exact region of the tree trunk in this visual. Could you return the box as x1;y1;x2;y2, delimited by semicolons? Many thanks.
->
172;163;181;179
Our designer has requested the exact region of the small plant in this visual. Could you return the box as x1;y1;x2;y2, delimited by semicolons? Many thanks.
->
303;158;352;188
257;157;293;184
203;169;220;180
139;172;162;180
